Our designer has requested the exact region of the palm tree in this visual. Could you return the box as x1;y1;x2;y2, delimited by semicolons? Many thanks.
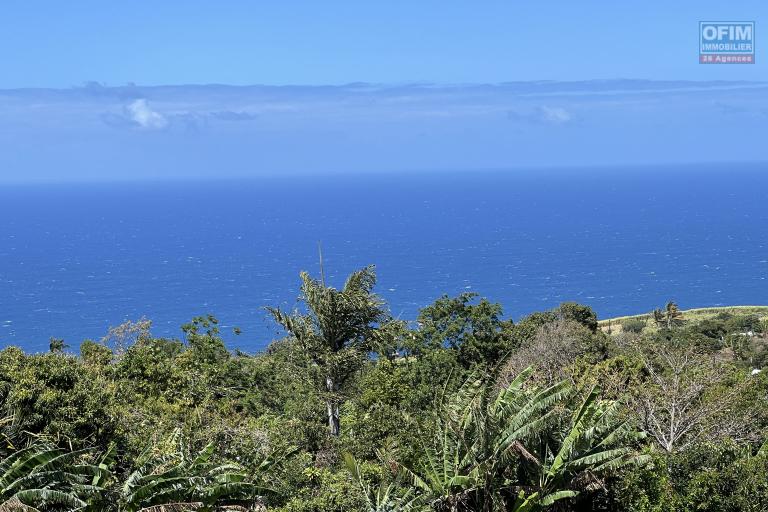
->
48;338;68;354
404;368;648;511
0;444;106;512
119;430;266;512
652;301;683;330
268;265;386;436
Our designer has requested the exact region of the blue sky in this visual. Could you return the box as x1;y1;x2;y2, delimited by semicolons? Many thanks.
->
2;1;766;86
0;2;767;181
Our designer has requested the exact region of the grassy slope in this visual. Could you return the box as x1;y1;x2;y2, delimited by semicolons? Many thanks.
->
599;305;768;334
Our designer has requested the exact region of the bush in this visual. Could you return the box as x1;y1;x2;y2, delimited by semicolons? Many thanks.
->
622;318;647;333
558;302;599;332
274;466;366;512
612;451;674;512
725;314;762;334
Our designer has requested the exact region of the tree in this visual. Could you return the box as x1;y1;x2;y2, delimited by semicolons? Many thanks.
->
48;337;67;354
557;302;599;332
628;340;760;452
79;340;113;366
181;314;230;365
724;314;762;335
100;318;152;356
417;293;513;368
268;265;386;436
652;302;683;330
0;350;116;450
501;319;609;387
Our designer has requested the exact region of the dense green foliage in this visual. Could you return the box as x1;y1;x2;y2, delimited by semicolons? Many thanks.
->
1;266;767;511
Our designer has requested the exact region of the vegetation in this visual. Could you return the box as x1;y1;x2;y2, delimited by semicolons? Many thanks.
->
1;265;767;511
599;305;768;334
652;302;683;330
0;444;104;512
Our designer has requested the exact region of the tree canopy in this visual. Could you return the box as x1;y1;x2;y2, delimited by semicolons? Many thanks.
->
1;266;767;511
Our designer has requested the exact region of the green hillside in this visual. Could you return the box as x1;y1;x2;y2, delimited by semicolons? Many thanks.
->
600;305;768;335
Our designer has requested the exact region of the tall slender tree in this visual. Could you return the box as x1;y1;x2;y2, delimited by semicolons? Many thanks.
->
268;265;385;436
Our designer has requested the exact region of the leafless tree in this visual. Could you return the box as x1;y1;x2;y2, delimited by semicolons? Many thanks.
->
629;341;760;452
100;317;152;356
500;319;595;387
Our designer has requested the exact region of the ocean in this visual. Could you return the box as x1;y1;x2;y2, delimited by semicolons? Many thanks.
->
1;165;767;353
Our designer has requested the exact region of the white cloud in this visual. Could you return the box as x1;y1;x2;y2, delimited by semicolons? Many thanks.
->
538;106;571;124
506;105;574;125
126;99;168;129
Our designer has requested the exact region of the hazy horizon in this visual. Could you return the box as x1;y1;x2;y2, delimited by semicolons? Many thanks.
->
3;1;766;182
0;158;765;186
2;79;768;183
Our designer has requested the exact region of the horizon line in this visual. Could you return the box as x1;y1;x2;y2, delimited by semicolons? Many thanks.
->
0;160;765;187
2;78;768;92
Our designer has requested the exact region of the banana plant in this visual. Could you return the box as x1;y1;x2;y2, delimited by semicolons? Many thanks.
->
404;368;648;511
0;444;107;512
119;429;267;512
343;453;421;512
535;387;649;502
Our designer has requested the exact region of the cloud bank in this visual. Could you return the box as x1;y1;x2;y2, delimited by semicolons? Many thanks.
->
0;80;766;182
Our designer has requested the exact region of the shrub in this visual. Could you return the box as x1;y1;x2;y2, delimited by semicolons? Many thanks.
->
623;318;647;333
724;314;762;334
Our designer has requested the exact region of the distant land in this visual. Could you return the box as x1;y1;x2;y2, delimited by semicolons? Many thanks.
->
600;305;768;334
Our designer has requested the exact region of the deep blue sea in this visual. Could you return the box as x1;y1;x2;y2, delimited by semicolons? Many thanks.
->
1;165;767;353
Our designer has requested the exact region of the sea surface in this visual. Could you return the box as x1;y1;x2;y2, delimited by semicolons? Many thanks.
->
1;165;767;353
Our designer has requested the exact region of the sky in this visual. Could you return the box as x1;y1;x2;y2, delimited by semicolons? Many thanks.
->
1;1;767;181
2;1;767;86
